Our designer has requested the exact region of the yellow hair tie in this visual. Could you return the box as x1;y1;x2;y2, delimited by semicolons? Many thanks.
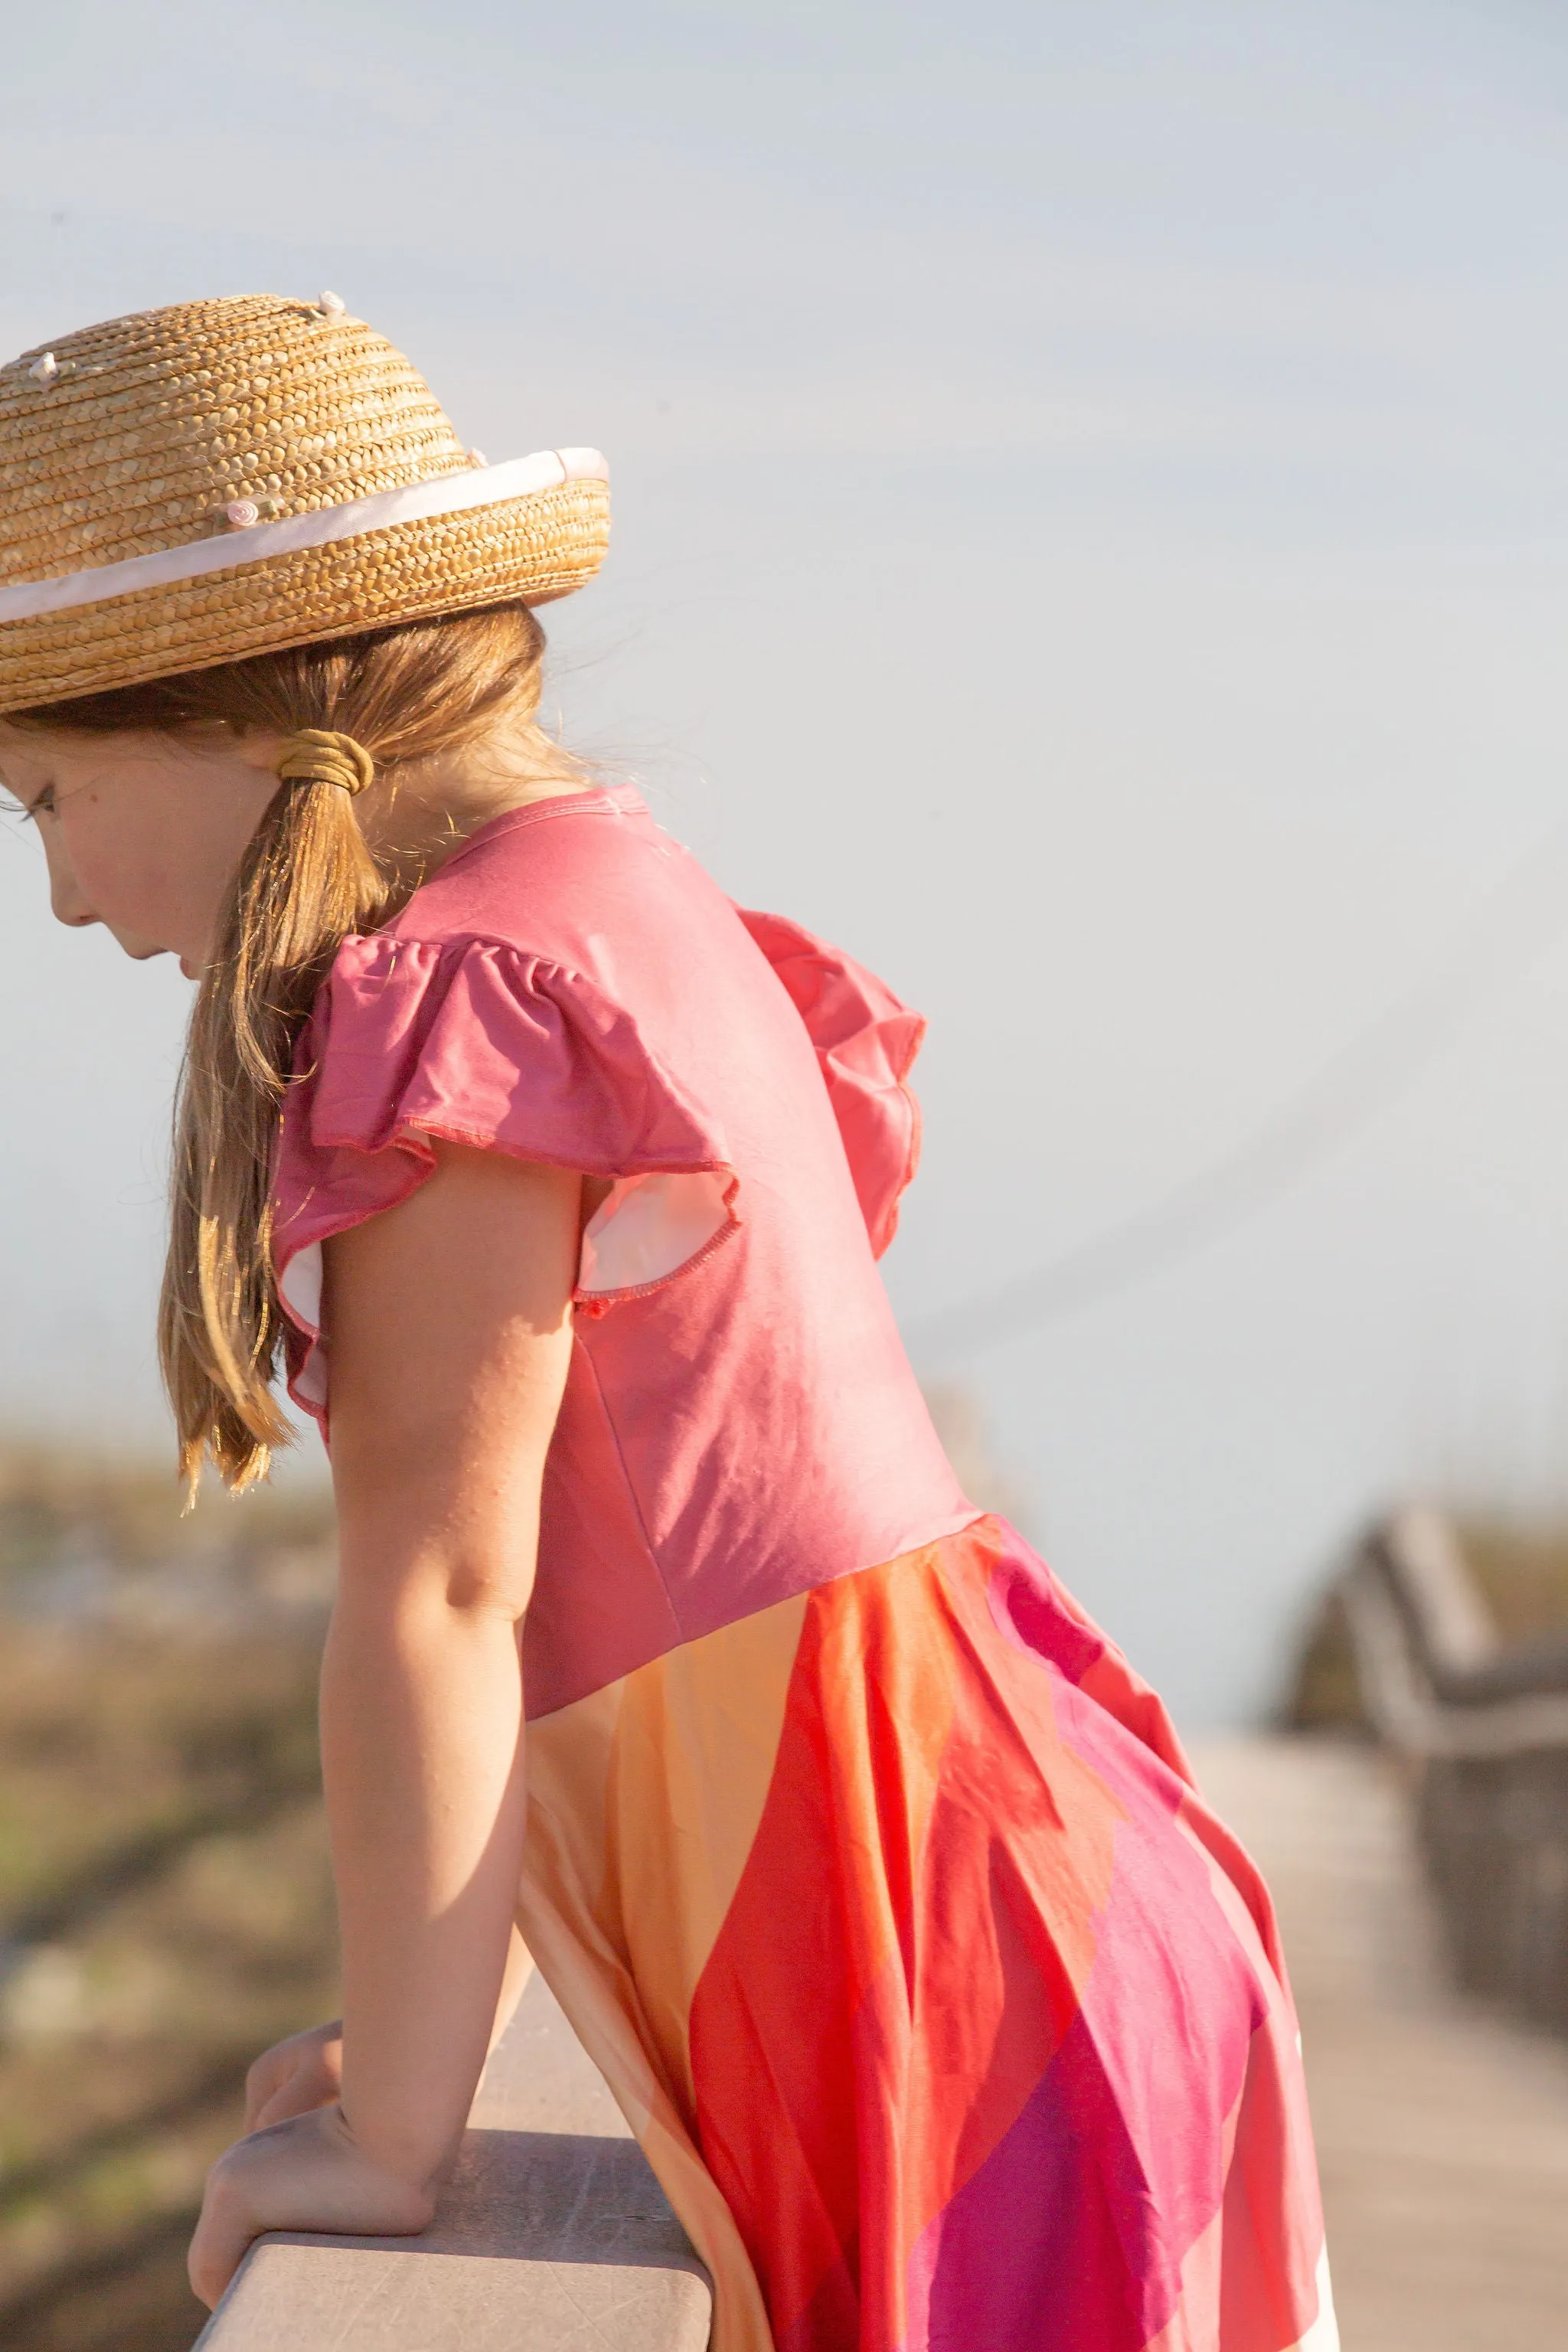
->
276;728;375;796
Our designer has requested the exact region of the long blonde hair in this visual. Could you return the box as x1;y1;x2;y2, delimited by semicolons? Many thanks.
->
13;602;578;1493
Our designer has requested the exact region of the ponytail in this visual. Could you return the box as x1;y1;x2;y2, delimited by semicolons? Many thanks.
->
161;767;390;1490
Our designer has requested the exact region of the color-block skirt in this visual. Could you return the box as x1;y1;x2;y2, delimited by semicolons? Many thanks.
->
515;1516;1337;2352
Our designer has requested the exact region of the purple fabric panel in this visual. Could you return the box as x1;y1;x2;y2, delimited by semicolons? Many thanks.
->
900;2000;1156;2352
989;1539;1110;1687
900;1775;1263;2351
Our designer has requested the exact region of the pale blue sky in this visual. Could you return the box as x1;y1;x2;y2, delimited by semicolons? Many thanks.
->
6;1;1568;1721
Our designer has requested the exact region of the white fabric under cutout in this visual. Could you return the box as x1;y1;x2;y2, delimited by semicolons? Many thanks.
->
577;1170;731;1295
280;1241;324;1333
278;1171;728;1408
279;1243;328;1407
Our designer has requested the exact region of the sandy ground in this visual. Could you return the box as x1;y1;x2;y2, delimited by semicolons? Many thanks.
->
1194;1736;1568;2352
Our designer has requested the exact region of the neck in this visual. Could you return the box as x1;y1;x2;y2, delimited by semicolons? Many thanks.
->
357;716;590;893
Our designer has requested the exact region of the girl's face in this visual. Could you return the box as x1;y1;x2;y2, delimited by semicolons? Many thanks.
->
0;724;283;975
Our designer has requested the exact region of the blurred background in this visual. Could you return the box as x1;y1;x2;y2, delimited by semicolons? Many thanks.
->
4;2;1568;2346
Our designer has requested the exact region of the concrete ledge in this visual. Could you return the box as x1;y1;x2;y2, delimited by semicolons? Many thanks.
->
196;1975;712;2350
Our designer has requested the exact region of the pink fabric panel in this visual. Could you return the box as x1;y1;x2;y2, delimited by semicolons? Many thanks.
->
737;907;924;1257
525;1334;688;1718
271;787;975;1710
299;935;732;1174
273;929;743;1380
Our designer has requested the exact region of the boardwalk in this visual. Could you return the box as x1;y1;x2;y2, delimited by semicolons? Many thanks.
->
1196;1737;1568;2352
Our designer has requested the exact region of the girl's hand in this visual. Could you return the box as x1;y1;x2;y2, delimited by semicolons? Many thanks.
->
244;2020;343;2131
243;1928;531;2132
188;2105;436;2309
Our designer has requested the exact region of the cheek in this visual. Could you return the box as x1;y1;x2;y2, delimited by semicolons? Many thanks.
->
64;810;171;922
60;798;209;942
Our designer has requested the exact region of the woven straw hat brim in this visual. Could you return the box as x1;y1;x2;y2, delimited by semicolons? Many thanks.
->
0;475;609;713
0;294;612;713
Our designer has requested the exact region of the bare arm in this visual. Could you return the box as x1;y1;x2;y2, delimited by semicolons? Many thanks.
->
322;1138;575;2178
241;1923;534;2134
190;1140;578;2301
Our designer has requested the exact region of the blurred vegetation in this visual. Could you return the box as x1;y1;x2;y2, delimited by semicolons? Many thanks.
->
0;1444;338;2352
1287;1514;1568;1731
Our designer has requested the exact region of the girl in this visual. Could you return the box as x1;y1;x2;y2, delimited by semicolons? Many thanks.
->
0;296;1335;2350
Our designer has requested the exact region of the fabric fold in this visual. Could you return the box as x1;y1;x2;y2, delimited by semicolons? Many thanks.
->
737;907;925;1258
272;929;742;1411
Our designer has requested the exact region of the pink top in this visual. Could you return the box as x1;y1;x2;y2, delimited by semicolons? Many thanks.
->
272;784;975;1717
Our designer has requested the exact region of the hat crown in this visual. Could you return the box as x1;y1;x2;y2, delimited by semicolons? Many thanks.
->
0;294;471;590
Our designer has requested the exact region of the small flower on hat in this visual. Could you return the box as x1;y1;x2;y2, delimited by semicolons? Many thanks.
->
315;291;347;318
224;498;261;529
28;352;58;384
468;448;489;468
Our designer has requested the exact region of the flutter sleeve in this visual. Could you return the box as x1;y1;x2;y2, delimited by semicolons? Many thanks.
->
737;906;926;1257
271;933;739;1413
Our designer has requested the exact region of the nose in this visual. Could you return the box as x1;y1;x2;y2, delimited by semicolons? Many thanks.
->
38;832;100;930
49;873;100;929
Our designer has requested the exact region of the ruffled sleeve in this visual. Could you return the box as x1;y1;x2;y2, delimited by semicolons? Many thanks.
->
737;907;925;1258
271;934;739;1411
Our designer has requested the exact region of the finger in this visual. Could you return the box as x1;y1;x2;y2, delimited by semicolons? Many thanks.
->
243;2057;288;2134
250;2086;296;2131
187;2191;255;2311
252;2076;335;2130
245;2062;312;2132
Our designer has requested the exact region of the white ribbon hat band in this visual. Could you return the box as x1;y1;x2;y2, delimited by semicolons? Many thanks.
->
0;448;609;627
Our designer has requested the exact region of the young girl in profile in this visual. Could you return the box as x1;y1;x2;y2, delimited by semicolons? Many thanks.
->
0;295;1335;2350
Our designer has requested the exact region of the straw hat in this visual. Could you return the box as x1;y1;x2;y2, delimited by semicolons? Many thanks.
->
0;292;610;714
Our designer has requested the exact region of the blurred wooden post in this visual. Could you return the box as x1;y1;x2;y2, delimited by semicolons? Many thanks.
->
194;1971;712;2350
1338;1506;1568;2034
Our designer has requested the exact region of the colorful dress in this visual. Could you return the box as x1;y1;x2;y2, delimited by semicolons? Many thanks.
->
272;784;1336;2352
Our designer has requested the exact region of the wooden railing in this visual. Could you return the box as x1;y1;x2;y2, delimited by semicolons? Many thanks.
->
1334;1505;1568;2034
195;1970;713;2349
